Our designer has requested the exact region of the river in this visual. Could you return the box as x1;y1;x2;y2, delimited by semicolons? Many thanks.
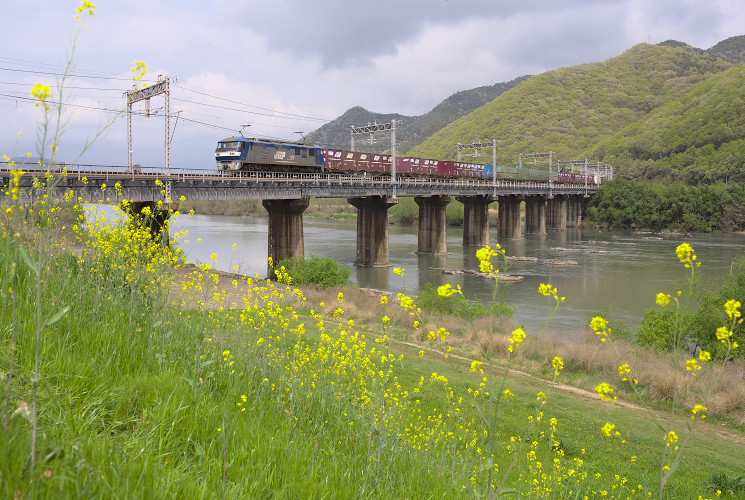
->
168;212;745;336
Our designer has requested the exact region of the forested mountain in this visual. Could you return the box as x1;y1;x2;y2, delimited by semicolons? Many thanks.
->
311;35;745;185
707;34;745;64
305;76;530;154
408;42;738;177
590;64;745;183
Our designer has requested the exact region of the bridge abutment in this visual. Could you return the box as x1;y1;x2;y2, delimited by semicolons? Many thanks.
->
498;196;523;240
348;196;398;267
457;195;496;247
414;195;450;254
123;201;178;246
525;196;547;234
262;198;310;271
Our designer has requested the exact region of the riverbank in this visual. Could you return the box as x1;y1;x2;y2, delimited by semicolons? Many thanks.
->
4;213;745;498
174;262;745;432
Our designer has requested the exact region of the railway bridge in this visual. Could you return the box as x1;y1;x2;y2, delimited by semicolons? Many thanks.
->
1;163;599;268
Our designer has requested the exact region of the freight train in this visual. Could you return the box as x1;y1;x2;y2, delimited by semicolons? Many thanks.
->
214;136;599;184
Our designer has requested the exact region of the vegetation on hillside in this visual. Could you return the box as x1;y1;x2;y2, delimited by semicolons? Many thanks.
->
409;43;734;170
591;65;745;184
305;76;530;153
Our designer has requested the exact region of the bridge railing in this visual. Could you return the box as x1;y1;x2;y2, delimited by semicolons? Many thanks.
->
1;162;599;193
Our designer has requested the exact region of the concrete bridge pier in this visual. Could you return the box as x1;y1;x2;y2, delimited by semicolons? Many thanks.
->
262;198;310;270
348;196;398;267
457;195;496;247
547;195;569;231
498;195;523;240
414;195;451;254
524;196;547;234
124;201;179;246
567;195;583;228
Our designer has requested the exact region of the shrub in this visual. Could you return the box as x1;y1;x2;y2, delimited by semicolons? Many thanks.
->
389;198;418;225
688;256;745;358
276;256;352;289
636;307;692;351
416;283;512;320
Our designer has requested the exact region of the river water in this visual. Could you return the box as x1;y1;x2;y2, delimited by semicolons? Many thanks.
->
169;213;745;336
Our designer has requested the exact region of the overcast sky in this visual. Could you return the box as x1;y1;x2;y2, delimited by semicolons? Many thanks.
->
1;0;743;170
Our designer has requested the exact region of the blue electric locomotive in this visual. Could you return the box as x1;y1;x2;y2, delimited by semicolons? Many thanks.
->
215;137;325;172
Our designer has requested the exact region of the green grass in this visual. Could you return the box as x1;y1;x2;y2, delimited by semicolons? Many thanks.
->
416;283;513;320
2;203;745;499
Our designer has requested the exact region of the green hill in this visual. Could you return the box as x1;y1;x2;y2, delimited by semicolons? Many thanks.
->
708;34;745;64
408;43;733;172
305;76;529;153
590;64;745;184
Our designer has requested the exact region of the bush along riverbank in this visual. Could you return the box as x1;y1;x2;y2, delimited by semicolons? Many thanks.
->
586;178;745;232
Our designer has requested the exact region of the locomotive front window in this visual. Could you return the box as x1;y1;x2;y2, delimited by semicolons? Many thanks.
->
217;142;244;152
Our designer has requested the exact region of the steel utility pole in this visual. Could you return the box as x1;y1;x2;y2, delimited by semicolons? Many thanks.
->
350;120;398;197
457;140;498;191
126;75;174;178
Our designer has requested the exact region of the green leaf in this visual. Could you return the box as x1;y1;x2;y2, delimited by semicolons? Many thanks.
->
18;245;38;274
44;306;70;327
497;488;520;496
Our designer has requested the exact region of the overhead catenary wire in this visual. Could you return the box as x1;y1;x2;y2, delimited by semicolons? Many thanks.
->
0;58;336;141
173;85;332;122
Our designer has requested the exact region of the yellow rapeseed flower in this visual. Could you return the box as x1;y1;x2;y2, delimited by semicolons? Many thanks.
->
508;327;527;353
691;404;708;420
595;382;616;402
601;422;616;437
551;356;564;376
31;83;52;108
656;292;671;307
664;430;679;447
724;299;742;321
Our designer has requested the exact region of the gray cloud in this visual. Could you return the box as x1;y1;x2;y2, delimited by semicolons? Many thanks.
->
218;0;614;68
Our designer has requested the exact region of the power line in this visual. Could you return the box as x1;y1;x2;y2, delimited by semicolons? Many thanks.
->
174;85;332;122
0;92;245;135
0;56;125;80
0;58;334;125
0;80;126;91
0;66;156;83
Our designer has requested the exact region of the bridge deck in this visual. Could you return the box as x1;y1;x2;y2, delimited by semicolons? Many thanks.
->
1;164;598;203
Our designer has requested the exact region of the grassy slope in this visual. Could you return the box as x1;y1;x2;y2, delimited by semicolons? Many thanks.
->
3;225;745;499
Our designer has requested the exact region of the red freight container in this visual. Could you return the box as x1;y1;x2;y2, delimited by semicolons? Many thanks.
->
368;153;390;174
437;160;457;177
452;161;485;178
322;149;390;174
